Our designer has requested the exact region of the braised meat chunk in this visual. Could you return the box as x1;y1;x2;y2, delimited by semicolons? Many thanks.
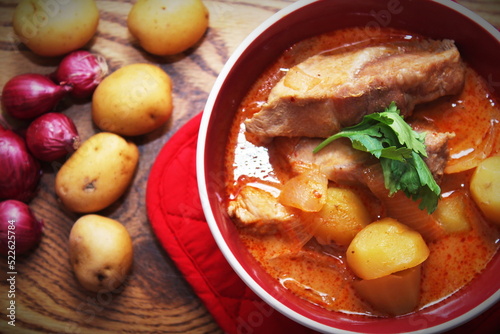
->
245;39;465;138
270;127;453;186
420;130;455;181
228;185;297;234
269;137;375;184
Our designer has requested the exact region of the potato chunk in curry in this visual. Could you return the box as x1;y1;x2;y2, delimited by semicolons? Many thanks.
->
346;218;429;280
470;156;500;225
353;265;422;316
302;187;371;247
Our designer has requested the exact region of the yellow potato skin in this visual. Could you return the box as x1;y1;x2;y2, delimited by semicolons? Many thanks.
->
127;0;209;56
69;215;133;293
470;156;500;225
346;218;430;280
13;0;99;57
92;63;173;136
55;132;139;213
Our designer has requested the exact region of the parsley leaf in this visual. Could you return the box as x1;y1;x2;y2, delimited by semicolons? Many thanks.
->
314;101;440;213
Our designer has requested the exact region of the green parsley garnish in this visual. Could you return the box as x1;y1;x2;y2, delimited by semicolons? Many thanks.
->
313;102;440;213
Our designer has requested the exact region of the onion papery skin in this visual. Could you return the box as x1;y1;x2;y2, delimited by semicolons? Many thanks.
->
26;113;80;162
0;200;43;256
54;50;109;99
0;128;42;202
1;73;72;119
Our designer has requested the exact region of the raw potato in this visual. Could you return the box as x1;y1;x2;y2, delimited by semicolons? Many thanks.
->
92;63;173;136
127;0;209;56
12;0;99;57
470;156;500;225
346;218;429;280
303;187;371;247
69;215;133;292
55;132;139;213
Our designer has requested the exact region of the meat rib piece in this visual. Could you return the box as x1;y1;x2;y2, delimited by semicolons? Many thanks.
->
245;39;465;138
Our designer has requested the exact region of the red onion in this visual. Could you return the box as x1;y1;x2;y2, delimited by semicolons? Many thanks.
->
1;73;72;119
0;128;41;202
53;50;108;99
26;113;80;162
0;200;43;256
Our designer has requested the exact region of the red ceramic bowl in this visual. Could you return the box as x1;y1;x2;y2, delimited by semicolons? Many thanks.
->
197;0;500;332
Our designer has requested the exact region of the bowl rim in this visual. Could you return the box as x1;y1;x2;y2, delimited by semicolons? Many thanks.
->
196;0;500;332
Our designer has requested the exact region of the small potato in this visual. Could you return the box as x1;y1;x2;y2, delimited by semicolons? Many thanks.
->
55;132;139;213
69;214;133;292
92;63;173;136
127;0;209;56
470;156;500;225
13;0;99;57
346;218;429;280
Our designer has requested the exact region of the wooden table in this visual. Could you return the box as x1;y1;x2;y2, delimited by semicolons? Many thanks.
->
0;1;498;333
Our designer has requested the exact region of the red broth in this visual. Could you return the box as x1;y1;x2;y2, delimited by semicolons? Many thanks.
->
224;27;500;317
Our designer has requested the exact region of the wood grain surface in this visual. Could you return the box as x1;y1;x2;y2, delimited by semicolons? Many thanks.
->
0;1;498;334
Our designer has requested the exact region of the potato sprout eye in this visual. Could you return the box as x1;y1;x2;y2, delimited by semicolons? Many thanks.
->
84;181;96;192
